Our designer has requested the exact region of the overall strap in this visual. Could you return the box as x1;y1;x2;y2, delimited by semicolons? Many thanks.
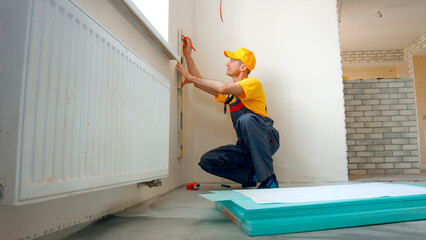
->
223;94;235;114
229;96;254;121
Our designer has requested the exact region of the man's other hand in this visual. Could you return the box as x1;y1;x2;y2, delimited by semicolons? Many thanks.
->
176;62;194;87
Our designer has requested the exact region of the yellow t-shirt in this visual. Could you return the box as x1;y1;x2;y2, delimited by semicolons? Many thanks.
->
215;77;268;117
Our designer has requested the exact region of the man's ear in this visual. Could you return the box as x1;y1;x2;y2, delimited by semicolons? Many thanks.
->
240;64;248;72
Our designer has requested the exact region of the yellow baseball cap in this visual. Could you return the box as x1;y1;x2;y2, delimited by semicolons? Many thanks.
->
224;48;256;71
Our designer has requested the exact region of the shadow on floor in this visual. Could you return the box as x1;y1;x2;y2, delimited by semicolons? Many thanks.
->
64;182;426;240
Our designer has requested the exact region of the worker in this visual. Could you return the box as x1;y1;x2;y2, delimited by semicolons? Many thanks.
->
175;36;280;189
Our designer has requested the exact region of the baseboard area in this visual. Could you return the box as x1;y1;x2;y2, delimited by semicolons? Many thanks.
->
349;173;426;182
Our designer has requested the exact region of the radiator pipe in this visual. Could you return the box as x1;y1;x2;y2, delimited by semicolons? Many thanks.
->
0;181;4;202
137;179;162;188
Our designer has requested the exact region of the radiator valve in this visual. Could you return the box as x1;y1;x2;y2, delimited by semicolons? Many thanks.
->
138;179;162;188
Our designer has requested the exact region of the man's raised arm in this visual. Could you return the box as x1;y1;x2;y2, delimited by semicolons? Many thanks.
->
182;37;202;79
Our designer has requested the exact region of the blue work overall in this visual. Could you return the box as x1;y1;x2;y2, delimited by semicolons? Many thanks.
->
199;95;280;184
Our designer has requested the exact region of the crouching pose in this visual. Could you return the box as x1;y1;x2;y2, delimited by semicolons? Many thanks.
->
176;37;280;188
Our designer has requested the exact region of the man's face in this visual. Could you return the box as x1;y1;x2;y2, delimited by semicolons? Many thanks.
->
226;58;243;77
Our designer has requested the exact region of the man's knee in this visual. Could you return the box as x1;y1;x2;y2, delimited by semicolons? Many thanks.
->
199;152;212;170
199;149;226;173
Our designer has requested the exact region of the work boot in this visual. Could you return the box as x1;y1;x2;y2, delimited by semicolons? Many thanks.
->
258;175;279;189
242;171;257;188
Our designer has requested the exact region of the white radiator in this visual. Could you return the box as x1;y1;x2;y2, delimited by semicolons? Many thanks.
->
0;0;170;205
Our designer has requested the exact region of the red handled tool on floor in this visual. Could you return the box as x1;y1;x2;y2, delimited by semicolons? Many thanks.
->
186;182;200;190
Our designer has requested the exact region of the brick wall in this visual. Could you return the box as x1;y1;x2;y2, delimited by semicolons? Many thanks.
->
341;50;403;64
344;78;420;175
403;33;426;78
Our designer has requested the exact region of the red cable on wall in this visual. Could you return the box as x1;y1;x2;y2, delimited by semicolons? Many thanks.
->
220;0;224;22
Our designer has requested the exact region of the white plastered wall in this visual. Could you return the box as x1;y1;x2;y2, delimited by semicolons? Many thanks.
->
0;0;194;239
189;0;348;183
1;0;348;238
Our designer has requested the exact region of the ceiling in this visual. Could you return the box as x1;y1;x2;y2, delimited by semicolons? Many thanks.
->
338;0;426;52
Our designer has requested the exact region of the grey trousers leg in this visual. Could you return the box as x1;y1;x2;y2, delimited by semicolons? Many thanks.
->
199;113;280;184
199;144;253;184
234;113;280;182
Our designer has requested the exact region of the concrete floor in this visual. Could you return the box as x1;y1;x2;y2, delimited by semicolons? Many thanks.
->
64;180;426;240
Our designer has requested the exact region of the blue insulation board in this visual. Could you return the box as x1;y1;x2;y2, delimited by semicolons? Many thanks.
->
200;185;426;236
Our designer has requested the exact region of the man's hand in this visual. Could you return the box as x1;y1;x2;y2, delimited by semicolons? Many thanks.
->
182;36;194;58
176;62;194;87
179;35;203;79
